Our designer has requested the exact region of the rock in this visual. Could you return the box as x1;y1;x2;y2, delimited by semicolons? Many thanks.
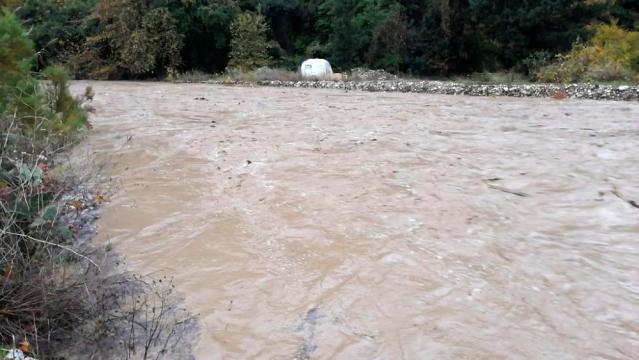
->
350;68;398;81
3;349;37;360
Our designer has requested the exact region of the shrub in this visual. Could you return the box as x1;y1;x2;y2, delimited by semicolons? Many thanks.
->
535;23;639;83
519;51;552;75
42;65;88;132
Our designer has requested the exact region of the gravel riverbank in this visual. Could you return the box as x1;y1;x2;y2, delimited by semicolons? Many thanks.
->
207;79;639;101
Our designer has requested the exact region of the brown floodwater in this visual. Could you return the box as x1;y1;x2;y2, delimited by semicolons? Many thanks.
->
72;81;639;359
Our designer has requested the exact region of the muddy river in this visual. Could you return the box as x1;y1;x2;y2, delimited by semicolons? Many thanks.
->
73;82;639;359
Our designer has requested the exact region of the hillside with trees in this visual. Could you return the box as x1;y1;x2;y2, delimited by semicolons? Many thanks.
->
3;0;638;82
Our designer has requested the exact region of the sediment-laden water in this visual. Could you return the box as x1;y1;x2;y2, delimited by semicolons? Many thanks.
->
73;82;639;359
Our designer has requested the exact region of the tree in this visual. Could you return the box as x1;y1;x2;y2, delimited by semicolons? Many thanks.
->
610;0;639;30
16;0;97;71
0;10;39;115
366;7;407;72
121;8;184;74
77;0;183;79
0;11;86;130
467;0;606;71
171;1;239;73
8;0;632;79
227;12;272;71
319;0;406;71
535;23;639;83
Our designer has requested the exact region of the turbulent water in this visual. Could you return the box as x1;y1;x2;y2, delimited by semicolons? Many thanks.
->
73;81;639;359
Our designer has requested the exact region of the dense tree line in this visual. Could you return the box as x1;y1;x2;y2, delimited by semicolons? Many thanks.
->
4;0;639;79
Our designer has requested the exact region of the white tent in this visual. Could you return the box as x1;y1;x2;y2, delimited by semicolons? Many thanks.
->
300;59;333;79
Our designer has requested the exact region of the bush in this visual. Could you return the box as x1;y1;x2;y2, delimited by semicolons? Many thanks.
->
42;65;88;132
519;51;552;75
535;23;639;83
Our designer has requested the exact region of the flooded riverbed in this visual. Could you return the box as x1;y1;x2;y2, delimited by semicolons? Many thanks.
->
73;82;639;359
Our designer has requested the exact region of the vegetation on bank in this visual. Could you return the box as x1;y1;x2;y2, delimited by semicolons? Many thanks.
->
535;23;639;83
0;11;190;359
3;0;639;83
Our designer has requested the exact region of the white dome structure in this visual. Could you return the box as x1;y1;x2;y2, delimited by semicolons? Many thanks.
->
300;59;333;79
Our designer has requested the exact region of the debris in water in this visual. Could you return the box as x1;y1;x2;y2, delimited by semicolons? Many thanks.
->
487;183;529;197
295;307;322;360
611;187;639;210
3;349;37;360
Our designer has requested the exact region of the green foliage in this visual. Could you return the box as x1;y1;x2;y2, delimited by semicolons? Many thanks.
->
610;0;639;30
464;0;604;71
0;11;87;134
366;7;407;72
16;0;98;71
318;0;405;71
9;0;639;80
122;8;184;75
520;51;553;75
535;23;639;83
42;65;88;131
227;12;272;72
172;1;239;73
76;0;183;79
0;12;88;287
0;10;39;114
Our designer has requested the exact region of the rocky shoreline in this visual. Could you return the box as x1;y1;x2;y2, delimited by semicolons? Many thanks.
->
208;79;639;101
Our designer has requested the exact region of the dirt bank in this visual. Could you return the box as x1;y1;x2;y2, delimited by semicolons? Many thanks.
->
75;81;639;359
